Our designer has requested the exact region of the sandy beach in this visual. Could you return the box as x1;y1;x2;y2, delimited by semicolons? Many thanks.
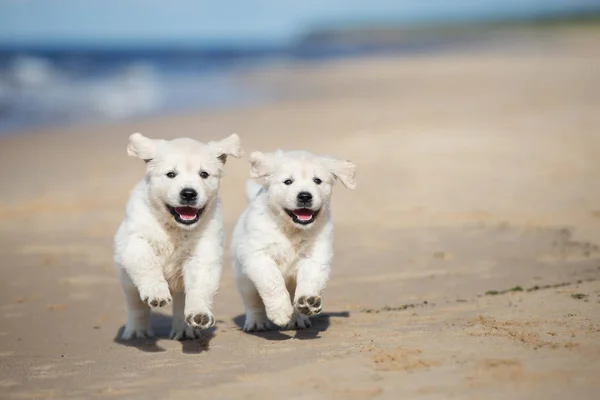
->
0;27;599;399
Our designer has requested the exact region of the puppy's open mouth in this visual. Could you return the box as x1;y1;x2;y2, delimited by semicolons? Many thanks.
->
166;205;205;225
285;208;320;225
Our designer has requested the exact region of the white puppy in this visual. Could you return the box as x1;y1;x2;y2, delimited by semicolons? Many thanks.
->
231;150;356;331
114;132;243;340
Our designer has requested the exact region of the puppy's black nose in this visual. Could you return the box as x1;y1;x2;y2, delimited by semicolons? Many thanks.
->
297;191;313;204
180;188;198;201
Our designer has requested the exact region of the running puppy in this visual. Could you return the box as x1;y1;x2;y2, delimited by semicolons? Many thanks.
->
231;150;356;331
115;132;243;340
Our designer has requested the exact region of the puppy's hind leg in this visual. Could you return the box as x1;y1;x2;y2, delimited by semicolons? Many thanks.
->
119;269;153;340
236;274;271;332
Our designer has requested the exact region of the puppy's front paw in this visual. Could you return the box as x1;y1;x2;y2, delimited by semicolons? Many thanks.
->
169;325;202;341
185;312;215;330
139;283;172;308
282;311;311;330
295;295;322;316
266;303;294;327
121;324;154;340
243;312;272;332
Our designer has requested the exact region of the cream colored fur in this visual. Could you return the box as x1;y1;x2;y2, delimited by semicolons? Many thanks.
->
114;132;243;340
231;150;356;331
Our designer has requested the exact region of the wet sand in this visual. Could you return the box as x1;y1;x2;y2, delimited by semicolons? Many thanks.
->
0;27;599;399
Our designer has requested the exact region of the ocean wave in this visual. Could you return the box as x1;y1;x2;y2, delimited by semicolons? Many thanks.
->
0;54;265;134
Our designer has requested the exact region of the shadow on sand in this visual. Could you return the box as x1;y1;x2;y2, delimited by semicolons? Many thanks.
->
232;311;350;341
113;312;215;354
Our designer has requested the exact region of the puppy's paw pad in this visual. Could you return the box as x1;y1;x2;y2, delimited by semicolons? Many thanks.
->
145;298;170;307
185;312;215;330
295;295;322;316
121;326;154;340
139;284;172;308
169;326;201;341
282;313;311;330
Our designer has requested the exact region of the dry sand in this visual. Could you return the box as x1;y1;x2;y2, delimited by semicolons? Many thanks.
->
0;27;599;399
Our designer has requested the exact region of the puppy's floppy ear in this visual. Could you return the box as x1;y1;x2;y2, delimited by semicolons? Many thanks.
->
249;151;275;179
324;157;356;190
127;133;157;162
209;133;244;164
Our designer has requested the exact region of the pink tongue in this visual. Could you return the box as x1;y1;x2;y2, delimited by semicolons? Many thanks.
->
175;207;198;220
293;209;314;221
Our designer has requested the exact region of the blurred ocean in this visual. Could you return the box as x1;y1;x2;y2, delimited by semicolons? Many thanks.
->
1;0;599;135
0;48;271;134
0;37;489;135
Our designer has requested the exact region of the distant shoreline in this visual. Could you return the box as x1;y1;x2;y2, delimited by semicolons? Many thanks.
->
1;13;599;51
0;20;598;136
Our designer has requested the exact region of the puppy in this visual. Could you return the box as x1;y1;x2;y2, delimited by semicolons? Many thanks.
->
115;132;243;340
231;150;356;331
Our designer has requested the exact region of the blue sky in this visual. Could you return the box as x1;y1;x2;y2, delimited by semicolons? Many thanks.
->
0;0;599;47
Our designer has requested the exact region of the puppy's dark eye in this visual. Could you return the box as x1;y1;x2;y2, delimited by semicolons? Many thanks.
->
166;171;177;179
313;177;322;185
200;171;209;179
283;179;293;186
